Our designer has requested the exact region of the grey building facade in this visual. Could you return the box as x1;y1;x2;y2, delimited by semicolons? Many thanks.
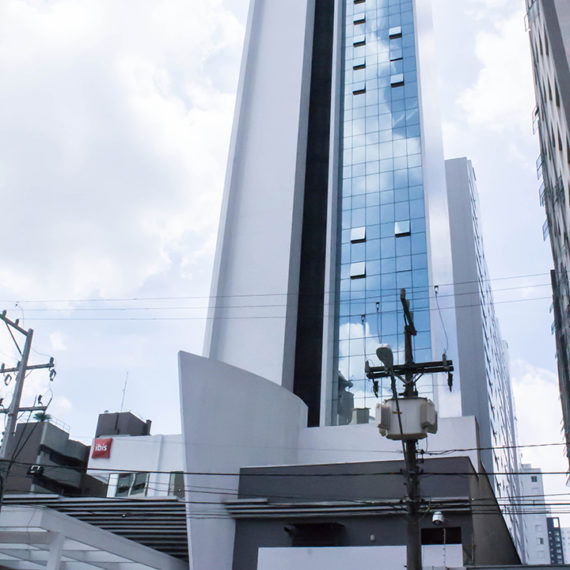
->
226;457;520;569
446;157;523;552
95;411;152;438
526;0;570;468
3;419;106;497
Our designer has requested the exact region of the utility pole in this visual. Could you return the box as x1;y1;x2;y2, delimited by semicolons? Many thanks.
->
0;311;54;505
366;289;454;570
401;288;421;570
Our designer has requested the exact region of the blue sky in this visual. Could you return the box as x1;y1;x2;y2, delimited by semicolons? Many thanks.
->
0;0;566;517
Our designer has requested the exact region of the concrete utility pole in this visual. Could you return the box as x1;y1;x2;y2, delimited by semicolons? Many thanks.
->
366;289;454;570
0;311;54;505
0;312;54;460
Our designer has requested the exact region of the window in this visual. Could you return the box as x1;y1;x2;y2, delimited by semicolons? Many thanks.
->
531;475;538;482
353;83;366;95
353;35;366;47
351;227;366;243
389;26;402;38
353;58;366;70
538;537;544;544
353;14;365;25
395;221;411;236
391;74;404;87
169;472;185;499
350;262;366;279
115;472;149;497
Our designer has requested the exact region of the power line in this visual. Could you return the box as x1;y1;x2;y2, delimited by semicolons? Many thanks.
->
4;281;553;313
11;294;555;322
0;271;552;305
7;458;570;478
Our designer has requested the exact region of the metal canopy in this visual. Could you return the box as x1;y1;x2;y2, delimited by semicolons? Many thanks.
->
0;506;188;570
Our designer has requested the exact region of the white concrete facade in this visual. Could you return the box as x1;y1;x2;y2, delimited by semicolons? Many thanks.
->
88;433;184;498
519;464;550;564
204;0;316;391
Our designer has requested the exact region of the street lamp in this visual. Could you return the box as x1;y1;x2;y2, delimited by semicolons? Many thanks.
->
376;344;394;370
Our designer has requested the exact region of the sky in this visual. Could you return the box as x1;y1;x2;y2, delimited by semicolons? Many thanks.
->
0;0;567;518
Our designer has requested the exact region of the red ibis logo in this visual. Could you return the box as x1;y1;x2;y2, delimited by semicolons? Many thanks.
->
92;438;113;459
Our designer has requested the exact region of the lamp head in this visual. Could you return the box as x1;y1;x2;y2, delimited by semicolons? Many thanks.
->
376;344;394;369
432;511;445;526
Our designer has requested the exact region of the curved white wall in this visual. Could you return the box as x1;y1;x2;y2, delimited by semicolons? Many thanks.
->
179;351;308;570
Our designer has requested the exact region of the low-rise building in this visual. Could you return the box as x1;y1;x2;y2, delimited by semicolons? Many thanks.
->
519;464;550;564
88;411;184;499
3;417;106;497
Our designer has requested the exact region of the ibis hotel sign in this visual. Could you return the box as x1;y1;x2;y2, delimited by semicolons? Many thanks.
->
92;438;113;459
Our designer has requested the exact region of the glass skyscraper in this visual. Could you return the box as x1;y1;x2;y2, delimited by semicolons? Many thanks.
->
335;0;434;421
204;0;460;429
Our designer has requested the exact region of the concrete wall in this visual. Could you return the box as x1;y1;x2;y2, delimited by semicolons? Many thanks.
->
204;0;316;391
445;159;491;466
469;469;521;565
88;433;184;498
179;351;308;570
297;415;480;469
258;545;463;569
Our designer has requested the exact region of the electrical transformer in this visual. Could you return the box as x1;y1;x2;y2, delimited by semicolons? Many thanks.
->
375;397;438;440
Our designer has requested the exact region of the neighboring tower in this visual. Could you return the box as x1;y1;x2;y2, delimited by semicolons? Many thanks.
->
547;516;565;564
520;464;550;564
526;0;570;466
205;0;461;427
446;157;523;553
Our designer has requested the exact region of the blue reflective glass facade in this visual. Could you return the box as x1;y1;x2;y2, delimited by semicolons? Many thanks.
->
335;0;433;421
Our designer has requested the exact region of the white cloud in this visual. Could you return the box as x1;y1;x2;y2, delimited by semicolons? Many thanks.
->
50;395;73;416
49;331;67;351
466;0;511;18
511;358;569;518
0;0;243;300
458;12;536;133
